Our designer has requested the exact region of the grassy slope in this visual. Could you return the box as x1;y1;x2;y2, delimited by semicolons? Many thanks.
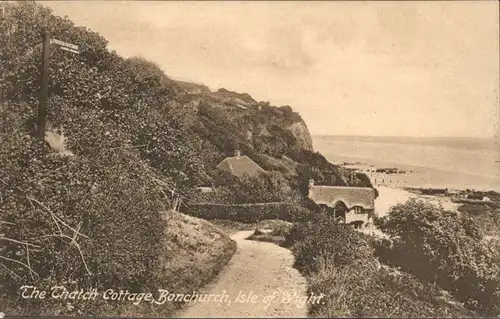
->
118;210;236;317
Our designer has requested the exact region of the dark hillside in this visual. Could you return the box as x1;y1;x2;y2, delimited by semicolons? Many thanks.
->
0;2;223;316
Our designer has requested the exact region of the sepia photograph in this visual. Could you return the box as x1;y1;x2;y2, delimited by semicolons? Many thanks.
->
0;0;499;318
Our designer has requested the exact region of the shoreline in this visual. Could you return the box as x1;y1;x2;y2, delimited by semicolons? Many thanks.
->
373;185;472;217
348;162;500;193
315;146;500;192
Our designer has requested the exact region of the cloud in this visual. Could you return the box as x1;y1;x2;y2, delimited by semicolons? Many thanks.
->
43;1;499;138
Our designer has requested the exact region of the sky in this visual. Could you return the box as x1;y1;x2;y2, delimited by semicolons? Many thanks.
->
42;1;499;138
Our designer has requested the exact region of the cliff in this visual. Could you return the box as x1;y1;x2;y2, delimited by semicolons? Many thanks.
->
286;121;313;151
178;83;314;157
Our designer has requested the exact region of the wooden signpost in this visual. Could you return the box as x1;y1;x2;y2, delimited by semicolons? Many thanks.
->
36;30;80;138
51;38;80;54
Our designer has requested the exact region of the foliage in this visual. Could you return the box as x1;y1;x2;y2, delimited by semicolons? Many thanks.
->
307;258;477;318
195;171;304;207
374;199;500;315
230;172;303;204
250;153;297;176
188;91;313;164
287;149;376;197
193;103;245;155
0;103;171;315
1;2;206;189
287;212;374;274
286;207;478;318
458;203;500;236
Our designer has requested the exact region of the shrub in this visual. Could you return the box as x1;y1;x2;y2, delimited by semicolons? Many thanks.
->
0;117;170;315
288;149;376;196
246;233;286;246
246;220;294;246
288;212;374;274
285;208;479;318
250;153;295;175
307;258;477;318
375;199;500;315
269;221;294;237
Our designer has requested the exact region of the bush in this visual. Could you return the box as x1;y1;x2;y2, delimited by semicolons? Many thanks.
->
288;209;479;318
228;172;303;204
0;118;170;315
250;153;296;175
246;220;294;246
458;203;500;236
287;149;376;197
269;221;294;237
374;199;500;315
307;259;477;318
288;212;374;274
194;170;306;212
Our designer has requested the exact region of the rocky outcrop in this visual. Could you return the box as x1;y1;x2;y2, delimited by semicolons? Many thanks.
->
176;80;211;94
286;121;313;151
178;81;314;153
215;88;257;104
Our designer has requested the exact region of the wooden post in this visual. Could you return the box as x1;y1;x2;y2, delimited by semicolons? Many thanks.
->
36;30;50;138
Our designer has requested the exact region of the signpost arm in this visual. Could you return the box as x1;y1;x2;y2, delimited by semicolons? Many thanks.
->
36;30;50;138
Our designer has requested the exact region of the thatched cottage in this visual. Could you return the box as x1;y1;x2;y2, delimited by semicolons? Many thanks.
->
307;179;376;228
216;150;265;178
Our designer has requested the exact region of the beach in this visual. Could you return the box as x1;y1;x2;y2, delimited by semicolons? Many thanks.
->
374;186;459;218
359;185;462;238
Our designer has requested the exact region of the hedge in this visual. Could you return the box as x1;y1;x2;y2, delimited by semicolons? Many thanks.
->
182;203;313;223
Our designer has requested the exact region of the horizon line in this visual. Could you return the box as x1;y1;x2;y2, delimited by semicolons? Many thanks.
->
311;134;498;140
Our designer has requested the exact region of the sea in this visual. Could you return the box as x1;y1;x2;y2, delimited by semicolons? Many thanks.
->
313;135;500;192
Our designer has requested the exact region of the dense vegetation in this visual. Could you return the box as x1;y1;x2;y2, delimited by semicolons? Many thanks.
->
458;201;500;236
0;2;226;316
283;211;478;318
373;199;500;316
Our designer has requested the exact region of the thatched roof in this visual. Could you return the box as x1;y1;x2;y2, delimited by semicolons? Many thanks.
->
216;155;265;178
308;186;375;210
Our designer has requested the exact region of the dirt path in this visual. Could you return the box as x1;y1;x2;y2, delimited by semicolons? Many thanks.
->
176;230;309;318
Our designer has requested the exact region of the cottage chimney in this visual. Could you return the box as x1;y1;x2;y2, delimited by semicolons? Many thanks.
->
308;179;315;189
234;149;241;158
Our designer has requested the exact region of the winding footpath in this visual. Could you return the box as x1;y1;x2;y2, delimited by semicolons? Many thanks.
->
176;230;308;318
